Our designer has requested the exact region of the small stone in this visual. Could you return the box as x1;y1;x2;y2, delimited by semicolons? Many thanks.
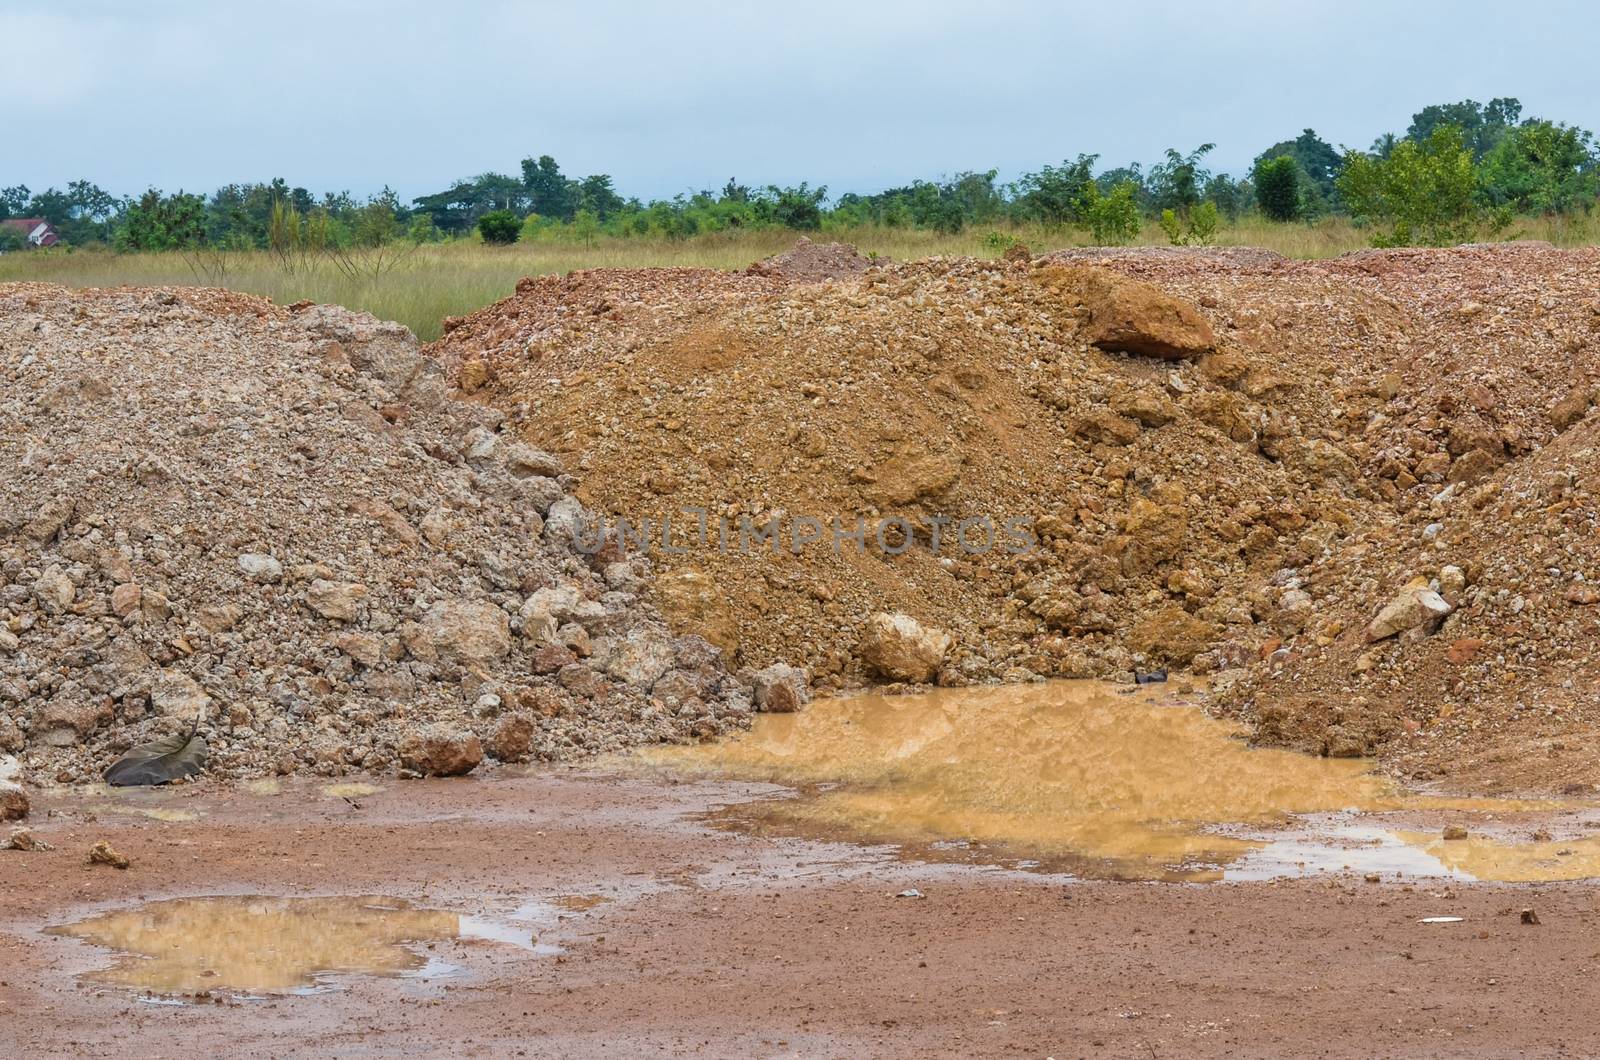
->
305;579;369;621
237;553;284;582
110;582;143;618
1447;638;1486;664
1520;907;1541;925
88;840;130;869
35;565;75;611
1367;584;1453;642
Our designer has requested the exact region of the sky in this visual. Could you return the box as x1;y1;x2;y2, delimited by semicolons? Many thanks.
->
4;0;1597;204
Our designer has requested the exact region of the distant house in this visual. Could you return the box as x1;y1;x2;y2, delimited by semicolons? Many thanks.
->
0;218;60;249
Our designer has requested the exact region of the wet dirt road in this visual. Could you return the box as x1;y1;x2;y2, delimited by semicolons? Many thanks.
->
3;767;1599;1059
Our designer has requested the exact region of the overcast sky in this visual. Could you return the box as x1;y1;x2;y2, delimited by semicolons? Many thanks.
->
5;0;1596;203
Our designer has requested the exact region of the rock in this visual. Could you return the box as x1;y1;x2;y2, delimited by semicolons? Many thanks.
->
751;664;810;713
519;586;582;644
35;565;75;611
418;599;511;664
397;724;483;776
1564;584;1600;605
1550;388;1592;430
1447;637;1486;664
236;553;284;583
1042;266;1215;360
1128;606;1219;666
1110;387;1178;427
332;631;383;667
488;713;535;762
152;670;213;719
1443;825;1469;841
305;579;369;621
88;840;130;869
655;568;740;657
1072;409;1141;447
110;582;143;618
0;757;26;821
605;631;678;689
2;827;42;850
196;604;243;633
0;628;17;655
504;443;563;479
1446;448;1498;485
859;612;951;683
1366;584;1453;641
1437;565;1468;603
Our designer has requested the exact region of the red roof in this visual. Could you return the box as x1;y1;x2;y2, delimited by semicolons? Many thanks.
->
1;218;59;246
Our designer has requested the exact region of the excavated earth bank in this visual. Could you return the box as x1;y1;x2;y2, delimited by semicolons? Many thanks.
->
429;240;1600;794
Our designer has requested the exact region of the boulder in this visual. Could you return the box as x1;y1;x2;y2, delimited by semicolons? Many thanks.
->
1367;583;1453;642
418;599;512;664
751;664;810;713
859;612;951;683
605;631;678;689
398;724;483;776
1128;606;1219;665
152;669;212;719
1042;266;1215;360
488;713;536;762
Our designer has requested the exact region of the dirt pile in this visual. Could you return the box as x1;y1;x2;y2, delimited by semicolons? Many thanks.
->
0;284;752;784
430;240;1600;791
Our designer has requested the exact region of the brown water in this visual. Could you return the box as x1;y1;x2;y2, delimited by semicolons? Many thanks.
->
641;681;1597;882
49;896;533;995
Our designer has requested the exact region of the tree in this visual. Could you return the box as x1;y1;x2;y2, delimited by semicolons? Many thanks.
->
1252;129;1341;211
578;174;624;220
1081;179;1141;245
1478;119;1599;215
521;155;577;221
1253;155;1301;221
1407;98;1521;158
115;190;207;250
1148;144;1215;214
764;183;827;230
0;185;28;220
1011;154;1098;227
1338;125;1480;246
477;209;521;244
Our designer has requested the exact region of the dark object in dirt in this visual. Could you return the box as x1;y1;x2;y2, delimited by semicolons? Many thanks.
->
104;731;208;787
1521;907;1541;925
1135;669;1169;684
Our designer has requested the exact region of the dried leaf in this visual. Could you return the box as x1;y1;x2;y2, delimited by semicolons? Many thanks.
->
103;732;208;787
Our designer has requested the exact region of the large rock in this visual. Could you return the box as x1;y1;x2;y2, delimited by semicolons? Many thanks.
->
417;599;512;664
0;756;27;821
1366;583;1453;641
1128;606;1218;665
398;724;483;776
859;612;950;683
751;663;810;713
152;669;213;719
1042;266;1215;360
605;631;678;689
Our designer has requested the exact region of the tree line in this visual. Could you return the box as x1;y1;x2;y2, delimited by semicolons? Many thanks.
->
3;97;1595;252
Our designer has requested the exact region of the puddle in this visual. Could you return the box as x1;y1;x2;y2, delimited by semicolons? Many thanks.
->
84;804;199;823
638;681;1596;882
49;896;539;996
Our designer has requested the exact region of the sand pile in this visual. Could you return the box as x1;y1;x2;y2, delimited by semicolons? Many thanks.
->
430;241;1600;792
0;283;753;784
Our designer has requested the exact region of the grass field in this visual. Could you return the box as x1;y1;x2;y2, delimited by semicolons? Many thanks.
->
3;214;1596;341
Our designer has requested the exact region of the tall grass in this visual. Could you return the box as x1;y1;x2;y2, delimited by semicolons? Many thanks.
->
2;215;1595;342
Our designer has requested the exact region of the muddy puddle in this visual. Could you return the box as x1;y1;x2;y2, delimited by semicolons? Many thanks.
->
49;896;545;997
638;681;1600;882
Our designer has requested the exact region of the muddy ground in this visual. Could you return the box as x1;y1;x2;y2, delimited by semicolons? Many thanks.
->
4;770;1599;1059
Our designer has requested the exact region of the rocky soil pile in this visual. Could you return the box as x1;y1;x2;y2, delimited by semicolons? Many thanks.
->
0;284;754;784
430;240;1600;793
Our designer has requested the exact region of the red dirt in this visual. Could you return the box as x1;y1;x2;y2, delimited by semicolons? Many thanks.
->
3;771;1599;1058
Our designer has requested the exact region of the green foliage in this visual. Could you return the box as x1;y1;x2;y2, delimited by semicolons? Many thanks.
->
115;190;207;251
1081;180;1141;245
1338;125;1480;246
1158;201;1218;246
1253;155;1301;221
1149;144;1215;213
1011;154;1098;227
0;227;25;252
477;209;521;244
1406;97;1521;158
1478;120;1599;215
1252;129;1341;213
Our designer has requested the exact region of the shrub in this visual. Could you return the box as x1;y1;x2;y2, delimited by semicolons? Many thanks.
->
1081;180;1141;245
1158;201;1218;246
477;210;521;245
1253;155;1301;221
1337;125;1479;246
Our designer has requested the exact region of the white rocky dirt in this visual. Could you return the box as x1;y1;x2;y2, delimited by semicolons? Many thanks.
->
0;283;754;784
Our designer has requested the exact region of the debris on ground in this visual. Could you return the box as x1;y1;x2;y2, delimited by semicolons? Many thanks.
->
87;840;130;869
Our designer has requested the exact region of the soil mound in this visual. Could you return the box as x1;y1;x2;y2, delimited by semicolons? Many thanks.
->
430;242;1600;792
745;237;885;283
0;284;751;784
